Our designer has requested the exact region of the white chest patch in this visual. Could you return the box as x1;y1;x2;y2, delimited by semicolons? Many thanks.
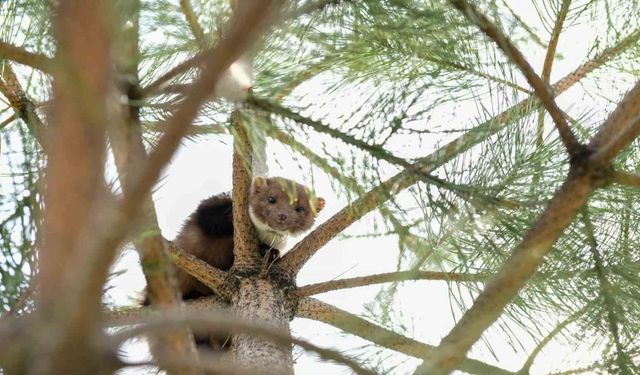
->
249;207;289;251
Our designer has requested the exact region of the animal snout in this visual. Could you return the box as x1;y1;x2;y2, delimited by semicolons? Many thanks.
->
278;213;287;221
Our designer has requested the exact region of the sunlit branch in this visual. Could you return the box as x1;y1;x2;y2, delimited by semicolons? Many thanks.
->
279;29;639;278
110;310;377;375
582;211;629;372
294;270;490;297
0;41;52;73
449;0;582;156
610;170;640;187
296;298;515;375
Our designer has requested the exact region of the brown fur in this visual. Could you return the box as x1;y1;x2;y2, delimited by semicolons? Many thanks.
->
145;178;323;351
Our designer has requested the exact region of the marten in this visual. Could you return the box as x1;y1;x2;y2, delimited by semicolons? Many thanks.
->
172;176;325;300
144;176;324;350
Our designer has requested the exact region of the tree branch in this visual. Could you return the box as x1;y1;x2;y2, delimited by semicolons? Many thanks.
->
296;298;514;375
110;309;378;375
108;5;201;369
34;1;113;373
413;80;640;375
0;63;46;148
179;0;205;45
106;295;226;325
535;0;571;148
610;170;640;187
588;81;640;169
449;0;582;156
231;111;260;269
582;211;629;372
294;270;490;297
279;29;639;278
168;242;235;300
0;41;52;73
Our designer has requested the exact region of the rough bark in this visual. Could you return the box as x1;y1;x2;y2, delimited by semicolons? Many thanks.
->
232;278;295;375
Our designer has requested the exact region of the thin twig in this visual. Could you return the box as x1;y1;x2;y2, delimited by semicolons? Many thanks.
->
582;211;629;372
294;270;490;297
536;0;572;148
518;298;596;374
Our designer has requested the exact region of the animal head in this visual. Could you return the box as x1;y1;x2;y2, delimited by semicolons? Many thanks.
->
249;176;325;234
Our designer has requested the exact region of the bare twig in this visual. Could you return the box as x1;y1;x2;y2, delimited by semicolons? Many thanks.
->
0;41;52;73
449;0;582;156
296;298;514;375
294;270;490;297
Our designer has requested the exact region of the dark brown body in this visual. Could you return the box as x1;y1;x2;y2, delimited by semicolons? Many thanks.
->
145;177;324;350
174;193;236;300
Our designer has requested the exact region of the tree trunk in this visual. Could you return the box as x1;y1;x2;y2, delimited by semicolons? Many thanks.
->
232;278;294;374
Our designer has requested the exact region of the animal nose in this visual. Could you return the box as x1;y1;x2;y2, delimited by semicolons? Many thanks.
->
278;213;287;221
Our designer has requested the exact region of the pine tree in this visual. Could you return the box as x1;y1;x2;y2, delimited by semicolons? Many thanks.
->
1;0;639;374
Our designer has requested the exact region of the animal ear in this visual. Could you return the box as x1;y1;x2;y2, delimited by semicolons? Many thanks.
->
315;197;325;214
252;176;267;193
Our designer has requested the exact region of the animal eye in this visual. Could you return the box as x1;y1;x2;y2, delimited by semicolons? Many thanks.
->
268;196;276;204
295;207;305;213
